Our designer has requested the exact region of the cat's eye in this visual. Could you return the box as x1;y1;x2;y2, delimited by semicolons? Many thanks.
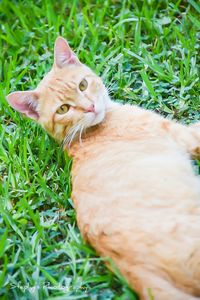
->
79;79;88;91
56;104;70;114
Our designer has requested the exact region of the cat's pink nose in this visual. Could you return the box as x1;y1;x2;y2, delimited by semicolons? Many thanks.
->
86;104;95;113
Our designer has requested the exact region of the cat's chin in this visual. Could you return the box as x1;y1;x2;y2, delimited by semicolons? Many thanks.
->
83;112;105;130
90;110;105;126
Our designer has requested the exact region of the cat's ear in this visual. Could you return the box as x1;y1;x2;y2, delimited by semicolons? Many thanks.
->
6;90;39;120
54;36;81;68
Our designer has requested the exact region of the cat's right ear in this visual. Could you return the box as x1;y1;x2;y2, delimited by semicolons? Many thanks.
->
54;36;81;68
6;90;39;120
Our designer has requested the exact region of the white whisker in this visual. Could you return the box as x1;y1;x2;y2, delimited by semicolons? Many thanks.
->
106;81;116;90
62;118;87;149
68;125;81;148
79;124;85;146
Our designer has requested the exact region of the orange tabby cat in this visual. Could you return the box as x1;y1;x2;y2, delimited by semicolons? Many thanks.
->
6;37;200;300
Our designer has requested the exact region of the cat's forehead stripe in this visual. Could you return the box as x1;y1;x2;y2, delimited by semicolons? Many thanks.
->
50;78;77;90
55;78;63;83
64;81;77;90
47;80;77;101
46;86;64;102
48;86;56;92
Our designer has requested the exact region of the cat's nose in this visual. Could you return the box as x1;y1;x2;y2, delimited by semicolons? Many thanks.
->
86;104;95;113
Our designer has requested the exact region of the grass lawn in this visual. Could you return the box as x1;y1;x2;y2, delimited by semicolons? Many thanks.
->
0;0;200;299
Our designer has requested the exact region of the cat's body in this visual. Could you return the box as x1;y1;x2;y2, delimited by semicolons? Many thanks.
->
69;104;200;300
6;37;200;300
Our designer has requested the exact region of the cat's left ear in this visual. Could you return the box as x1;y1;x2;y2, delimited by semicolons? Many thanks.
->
6;90;39;120
54;36;81;68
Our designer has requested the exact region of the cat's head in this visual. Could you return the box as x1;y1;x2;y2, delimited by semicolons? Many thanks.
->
6;37;111;146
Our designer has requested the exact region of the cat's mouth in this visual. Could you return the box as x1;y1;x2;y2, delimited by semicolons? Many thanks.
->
87;97;106;126
85;108;105;127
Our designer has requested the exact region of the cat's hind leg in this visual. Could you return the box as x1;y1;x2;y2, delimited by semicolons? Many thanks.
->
129;267;200;300
188;122;200;158
163;120;200;158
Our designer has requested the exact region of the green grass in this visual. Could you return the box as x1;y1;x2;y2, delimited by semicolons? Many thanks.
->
0;0;200;299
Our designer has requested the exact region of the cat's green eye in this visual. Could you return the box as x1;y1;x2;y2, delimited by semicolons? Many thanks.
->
79;79;88;91
56;104;70;114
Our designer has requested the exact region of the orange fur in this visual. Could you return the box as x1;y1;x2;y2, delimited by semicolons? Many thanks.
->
6;37;200;300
